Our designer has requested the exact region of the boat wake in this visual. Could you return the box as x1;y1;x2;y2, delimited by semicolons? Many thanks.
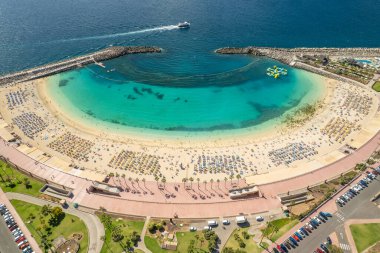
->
58;25;179;42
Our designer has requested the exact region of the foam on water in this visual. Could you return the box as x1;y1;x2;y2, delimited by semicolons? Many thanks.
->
55;25;180;43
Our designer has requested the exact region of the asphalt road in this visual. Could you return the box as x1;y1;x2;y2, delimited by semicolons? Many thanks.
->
288;176;380;253
0;213;20;253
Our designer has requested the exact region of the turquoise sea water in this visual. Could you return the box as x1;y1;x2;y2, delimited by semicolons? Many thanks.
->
47;57;323;133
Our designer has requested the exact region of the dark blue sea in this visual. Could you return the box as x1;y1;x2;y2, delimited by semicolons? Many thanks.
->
0;0;379;75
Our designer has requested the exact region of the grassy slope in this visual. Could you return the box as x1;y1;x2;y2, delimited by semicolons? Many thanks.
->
100;218;144;253
262;218;299;242
0;160;44;196
224;227;263;253
145;231;209;253
11;199;89;253
350;223;380;253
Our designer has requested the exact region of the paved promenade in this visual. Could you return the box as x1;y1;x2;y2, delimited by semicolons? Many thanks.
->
0;128;379;218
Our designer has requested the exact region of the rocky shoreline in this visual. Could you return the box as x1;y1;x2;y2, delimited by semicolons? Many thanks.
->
215;46;380;84
215;46;380;64
0;46;161;85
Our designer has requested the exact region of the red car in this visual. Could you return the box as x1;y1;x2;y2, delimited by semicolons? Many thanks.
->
277;245;285;253
20;243;29;250
316;248;324;253
16;236;25;243
292;234;300;242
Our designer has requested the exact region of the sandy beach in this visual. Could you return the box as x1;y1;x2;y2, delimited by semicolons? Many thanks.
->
0;74;378;184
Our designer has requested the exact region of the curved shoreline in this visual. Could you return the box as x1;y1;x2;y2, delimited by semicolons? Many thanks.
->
41;70;328;145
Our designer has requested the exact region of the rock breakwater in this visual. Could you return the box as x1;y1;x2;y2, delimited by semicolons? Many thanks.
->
0;46;161;85
216;47;380;64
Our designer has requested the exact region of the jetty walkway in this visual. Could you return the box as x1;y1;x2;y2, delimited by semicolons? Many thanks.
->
0;46;161;86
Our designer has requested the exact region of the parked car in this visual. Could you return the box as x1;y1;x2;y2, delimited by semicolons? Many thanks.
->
189;226;197;231
256;216;264;222
300;227;309;235
320;211;332;218
335;199;343;207
313;216;322;224
327;236;332;244
272;248;280;253
280;243;288;252
286;239;296;247
289;236;298;245
303;225;312;233
297;229;306;237
355;184;363;191
316;248;324;253
320;243;329;252
294;231;304;240
292;234;300;242
222;219;230;225
277;244;285;253
318;214;327;222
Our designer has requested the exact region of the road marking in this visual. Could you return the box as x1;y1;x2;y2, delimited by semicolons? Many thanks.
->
340;243;351;251
336;212;345;221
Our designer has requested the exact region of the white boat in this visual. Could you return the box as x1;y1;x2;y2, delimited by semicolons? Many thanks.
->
178;21;190;29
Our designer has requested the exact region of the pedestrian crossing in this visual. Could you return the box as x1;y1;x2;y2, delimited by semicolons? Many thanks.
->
336;212;345;222
340;243;351;251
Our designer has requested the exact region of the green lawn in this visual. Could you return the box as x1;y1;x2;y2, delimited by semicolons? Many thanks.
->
100;216;144;253
224;227;263;253
372;81;380;92
0;160;44;196
145;236;169;253
11;199;89;253
350;223;380;253
145;231;209;253
261;218;299;242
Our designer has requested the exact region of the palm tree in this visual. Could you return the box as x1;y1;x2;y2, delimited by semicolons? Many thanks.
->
182;178;187;188
216;179;220;189
197;178;200;189
128;177;133;186
142;178;146;187
210;179;214;189
236;174;241;185
229;175;234;185
224;177;228;187
161;178;166;188
41;204;52;217
155;177;159;187
135;178;139;186
203;180;207;189
189;177;194;189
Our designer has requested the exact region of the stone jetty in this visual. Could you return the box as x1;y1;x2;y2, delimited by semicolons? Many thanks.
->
215;47;380;64
0;46;161;85
215;47;380;84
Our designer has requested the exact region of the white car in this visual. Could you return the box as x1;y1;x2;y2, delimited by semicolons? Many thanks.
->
313;216;322;224
222;219;230;225
189;226;197;231
297;229;306;238
306;222;314;230
203;226;211;231
256;216;264;222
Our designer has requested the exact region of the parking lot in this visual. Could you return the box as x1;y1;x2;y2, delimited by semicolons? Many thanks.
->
275;170;380;253
0;203;36;253
188;211;284;249
0;212;20;253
